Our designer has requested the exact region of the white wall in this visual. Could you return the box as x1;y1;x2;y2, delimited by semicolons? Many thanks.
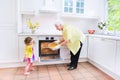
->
22;15;99;34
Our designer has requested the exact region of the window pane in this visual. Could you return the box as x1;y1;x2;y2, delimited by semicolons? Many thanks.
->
81;9;84;13
69;8;73;13
64;0;73;6
64;0;68;6
76;8;79;13
68;0;73;6
76;0;84;14
81;2;84;7
64;7;68;12
64;0;73;13
76;2;80;7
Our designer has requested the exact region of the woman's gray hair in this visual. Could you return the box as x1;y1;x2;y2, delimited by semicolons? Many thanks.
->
55;19;64;26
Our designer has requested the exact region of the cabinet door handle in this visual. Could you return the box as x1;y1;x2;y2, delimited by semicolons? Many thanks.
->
101;38;105;41
101;38;115;43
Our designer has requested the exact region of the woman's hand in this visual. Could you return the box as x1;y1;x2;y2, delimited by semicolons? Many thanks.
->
60;40;69;46
60;38;65;42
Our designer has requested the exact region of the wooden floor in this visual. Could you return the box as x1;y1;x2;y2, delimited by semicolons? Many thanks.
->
0;62;114;80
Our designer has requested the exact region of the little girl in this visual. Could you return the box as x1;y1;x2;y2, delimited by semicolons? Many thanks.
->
24;37;35;75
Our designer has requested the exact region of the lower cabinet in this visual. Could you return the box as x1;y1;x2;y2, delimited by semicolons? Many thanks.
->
88;37;116;72
60;46;70;60
88;37;94;60
18;36;88;63
80;37;88;58
115;41;120;76
60;37;88;60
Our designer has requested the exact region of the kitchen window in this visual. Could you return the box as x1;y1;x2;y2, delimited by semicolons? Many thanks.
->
107;0;120;35
63;0;84;14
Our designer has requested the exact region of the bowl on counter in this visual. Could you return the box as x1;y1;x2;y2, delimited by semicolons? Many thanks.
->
88;30;95;34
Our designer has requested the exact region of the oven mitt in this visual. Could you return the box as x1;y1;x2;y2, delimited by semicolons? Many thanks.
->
54;40;60;44
52;44;61;50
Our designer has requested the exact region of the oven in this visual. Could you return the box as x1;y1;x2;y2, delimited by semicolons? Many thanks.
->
39;36;61;61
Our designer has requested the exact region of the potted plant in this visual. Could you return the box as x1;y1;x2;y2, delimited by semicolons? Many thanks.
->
97;22;107;34
98;22;106;30
26;19;39;33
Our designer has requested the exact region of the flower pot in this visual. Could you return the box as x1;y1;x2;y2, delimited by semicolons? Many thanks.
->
31;29;35;34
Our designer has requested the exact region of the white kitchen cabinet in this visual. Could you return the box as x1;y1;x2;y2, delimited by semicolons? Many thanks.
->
115;41;120;76
60;40;87;61
60;46;70;60
0;0;16;27
0;29;18;63
88;36;94;60
88;37;116;72
94;37;116;72
62;0;106;20
60;36;88;60
0;0;19;64
18;36;39;61
18;0;58;14
18;0;36;14
84;0;107;20
62;0;84;14
80;37;87;58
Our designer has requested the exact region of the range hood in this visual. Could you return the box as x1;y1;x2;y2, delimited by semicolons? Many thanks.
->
40;0;58;13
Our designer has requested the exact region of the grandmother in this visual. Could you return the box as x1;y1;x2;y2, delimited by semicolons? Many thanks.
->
54;20;85;70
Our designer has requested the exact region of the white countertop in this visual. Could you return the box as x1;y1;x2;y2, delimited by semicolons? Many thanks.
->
86;34;120;40
18;33;62;36
18;33;120;40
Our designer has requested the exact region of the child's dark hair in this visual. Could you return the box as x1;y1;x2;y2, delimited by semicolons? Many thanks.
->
24;37;32;45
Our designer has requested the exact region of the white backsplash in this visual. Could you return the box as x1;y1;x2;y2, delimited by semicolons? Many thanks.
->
22;14;99;34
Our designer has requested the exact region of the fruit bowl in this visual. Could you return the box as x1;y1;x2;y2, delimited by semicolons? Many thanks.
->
88;30;95;34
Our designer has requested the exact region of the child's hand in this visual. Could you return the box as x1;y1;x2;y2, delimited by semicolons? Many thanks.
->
33;40;35;44
23;58;26;62
23;56;27;62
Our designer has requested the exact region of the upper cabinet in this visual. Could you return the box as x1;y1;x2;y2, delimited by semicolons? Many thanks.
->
18;0;58;14
0;0;16;27
62;0;84;14
61;0;103;19
18;0;105;17
17;0;59;33
39;0;58;13
84;0;107;21
18;0;36;14
17;0;106;33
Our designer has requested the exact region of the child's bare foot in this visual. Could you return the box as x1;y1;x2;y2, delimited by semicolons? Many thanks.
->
24;72;30;75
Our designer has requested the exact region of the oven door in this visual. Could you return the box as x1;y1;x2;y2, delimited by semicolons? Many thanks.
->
39;40;60;61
